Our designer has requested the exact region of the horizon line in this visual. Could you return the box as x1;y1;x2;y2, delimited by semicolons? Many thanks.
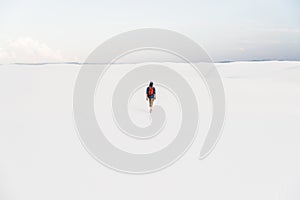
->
1;59;300;66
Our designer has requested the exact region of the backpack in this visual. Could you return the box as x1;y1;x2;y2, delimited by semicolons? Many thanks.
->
148;87;154;96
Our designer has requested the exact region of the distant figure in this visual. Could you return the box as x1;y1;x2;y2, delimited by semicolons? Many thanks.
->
146;81;156;113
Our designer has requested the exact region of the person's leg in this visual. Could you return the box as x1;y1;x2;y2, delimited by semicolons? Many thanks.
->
149;98;154;113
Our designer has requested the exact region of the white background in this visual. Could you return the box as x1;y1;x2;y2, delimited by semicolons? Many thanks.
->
0;61;299;200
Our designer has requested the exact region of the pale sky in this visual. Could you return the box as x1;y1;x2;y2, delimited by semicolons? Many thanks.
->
0;0;299;63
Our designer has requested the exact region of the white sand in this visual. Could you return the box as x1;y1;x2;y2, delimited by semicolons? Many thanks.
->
0;61;299;200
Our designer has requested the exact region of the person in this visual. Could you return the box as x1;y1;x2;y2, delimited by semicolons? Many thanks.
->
146;81;156;113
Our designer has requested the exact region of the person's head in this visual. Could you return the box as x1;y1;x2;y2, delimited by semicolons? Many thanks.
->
149;81;153;87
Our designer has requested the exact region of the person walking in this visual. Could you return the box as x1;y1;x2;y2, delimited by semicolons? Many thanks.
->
146;81;156;113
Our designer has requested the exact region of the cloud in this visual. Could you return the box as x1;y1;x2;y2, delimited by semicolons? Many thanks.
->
0;37;75;64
